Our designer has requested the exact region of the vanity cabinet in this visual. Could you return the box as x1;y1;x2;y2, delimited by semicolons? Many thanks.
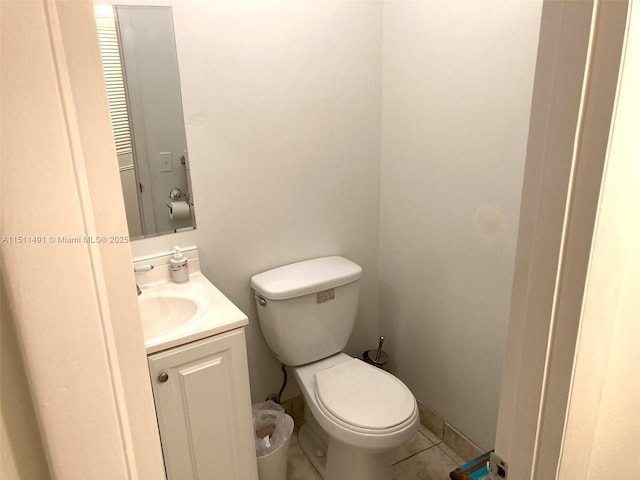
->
148;328;258;480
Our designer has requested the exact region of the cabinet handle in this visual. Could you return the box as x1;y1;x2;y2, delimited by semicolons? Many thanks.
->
158;372;169;383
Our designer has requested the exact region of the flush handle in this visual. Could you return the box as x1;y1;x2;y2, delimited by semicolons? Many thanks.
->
257;295;267;307
157;372;169;383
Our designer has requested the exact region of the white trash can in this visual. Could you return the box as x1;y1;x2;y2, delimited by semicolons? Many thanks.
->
256;414;294;480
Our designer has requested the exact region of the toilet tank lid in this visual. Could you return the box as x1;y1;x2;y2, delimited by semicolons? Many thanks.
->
250;256;362;300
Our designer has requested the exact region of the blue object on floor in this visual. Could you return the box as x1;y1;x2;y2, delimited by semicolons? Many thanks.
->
449;451;491;480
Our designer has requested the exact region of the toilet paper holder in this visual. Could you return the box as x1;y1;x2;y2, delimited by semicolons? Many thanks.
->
165;201;190;214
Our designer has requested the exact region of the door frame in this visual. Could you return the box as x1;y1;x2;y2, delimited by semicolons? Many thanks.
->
494;0;632;478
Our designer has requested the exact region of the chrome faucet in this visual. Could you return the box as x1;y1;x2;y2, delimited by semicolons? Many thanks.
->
134;264;153;297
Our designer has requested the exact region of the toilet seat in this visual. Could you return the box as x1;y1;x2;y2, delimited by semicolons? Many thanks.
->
314;358;415;432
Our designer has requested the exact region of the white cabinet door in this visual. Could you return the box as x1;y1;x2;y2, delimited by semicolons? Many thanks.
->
148;329;258;480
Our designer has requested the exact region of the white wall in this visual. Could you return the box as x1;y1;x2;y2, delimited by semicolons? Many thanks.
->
129;0;383;402
379;0;542;449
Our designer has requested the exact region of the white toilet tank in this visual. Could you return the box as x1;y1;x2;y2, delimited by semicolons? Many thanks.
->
251;256;362;366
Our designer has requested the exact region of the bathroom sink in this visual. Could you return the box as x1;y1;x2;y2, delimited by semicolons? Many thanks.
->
138;296;199;339
135;256;248;354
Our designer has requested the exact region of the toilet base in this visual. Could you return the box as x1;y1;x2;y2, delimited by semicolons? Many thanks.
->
298;408;392;480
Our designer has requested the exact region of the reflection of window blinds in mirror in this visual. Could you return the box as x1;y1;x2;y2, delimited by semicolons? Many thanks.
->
96;11;133;159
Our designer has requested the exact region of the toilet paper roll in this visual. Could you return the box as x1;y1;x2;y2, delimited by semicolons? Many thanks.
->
168;201;190;220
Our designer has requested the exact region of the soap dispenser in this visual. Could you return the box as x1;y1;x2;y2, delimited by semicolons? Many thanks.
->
169;245;189;283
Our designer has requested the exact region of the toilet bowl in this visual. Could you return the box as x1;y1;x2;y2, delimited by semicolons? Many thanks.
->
251;256;419;480
293;353;419;480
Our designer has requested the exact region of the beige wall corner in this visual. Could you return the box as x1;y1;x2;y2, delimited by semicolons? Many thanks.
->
1;1;164;479
1;285;51;480
558;0;640;476
493;2;594;470
495;0;629;478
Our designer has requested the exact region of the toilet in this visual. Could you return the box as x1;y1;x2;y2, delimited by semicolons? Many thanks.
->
251;256;419;480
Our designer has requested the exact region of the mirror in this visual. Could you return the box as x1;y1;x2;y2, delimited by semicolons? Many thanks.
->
94;5;196;239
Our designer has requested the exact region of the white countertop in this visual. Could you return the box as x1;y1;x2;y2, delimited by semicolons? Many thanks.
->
134;248;248;354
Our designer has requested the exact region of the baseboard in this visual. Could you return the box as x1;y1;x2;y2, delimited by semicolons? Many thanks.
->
416;399;484;462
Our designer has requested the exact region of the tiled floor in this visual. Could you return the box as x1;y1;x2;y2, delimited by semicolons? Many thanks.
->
286;424;466;480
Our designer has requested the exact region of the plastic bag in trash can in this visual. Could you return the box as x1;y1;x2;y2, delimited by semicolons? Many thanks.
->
253;401;290;457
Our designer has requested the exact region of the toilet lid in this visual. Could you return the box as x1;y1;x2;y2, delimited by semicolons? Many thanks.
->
315;359;415;430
